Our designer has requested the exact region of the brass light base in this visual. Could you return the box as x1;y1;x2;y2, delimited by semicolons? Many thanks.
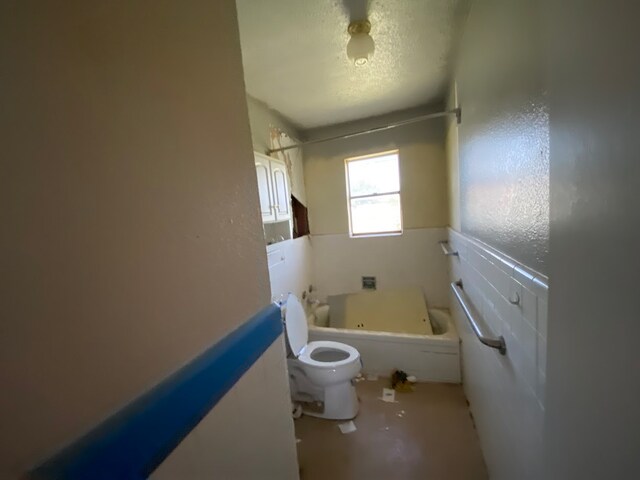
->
347;20;371;35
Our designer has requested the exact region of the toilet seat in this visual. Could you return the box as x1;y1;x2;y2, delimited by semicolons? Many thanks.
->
284;294;360;368
284;293;309;357
298;341;360;369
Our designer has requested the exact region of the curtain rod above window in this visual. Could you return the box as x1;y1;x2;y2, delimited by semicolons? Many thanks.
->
266;108;461;155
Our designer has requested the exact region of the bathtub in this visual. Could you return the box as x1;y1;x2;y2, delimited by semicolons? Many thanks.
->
308;288;460;383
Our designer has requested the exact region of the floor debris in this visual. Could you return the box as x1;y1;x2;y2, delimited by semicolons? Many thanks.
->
391;369;415;392
379;388;398;403
296;438;302;443
338;420;357;434
396;410;406;418
366;373;379;381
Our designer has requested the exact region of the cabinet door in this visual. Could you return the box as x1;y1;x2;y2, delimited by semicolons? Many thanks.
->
270;161;291;221
255;157;276;222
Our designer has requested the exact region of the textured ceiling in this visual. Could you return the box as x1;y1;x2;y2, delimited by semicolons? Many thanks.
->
236;0;466;129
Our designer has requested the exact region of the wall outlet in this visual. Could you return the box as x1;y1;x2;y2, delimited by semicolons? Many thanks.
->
362;276;376;290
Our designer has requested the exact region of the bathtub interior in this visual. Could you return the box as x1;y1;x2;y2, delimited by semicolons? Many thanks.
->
309;288;454;338
323;288;433;336
312;304;330;328
309;305;458;343
428;308;451;336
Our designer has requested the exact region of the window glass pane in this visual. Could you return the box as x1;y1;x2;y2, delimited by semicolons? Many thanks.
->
350;194;401;235
348;153;400;197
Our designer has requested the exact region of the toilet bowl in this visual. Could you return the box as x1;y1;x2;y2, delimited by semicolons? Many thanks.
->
284;294;361;420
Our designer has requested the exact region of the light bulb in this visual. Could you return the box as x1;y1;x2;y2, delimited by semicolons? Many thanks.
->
347;32;375;66
346;20;375;67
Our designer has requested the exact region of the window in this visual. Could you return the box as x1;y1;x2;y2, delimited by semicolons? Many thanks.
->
345;150;402;236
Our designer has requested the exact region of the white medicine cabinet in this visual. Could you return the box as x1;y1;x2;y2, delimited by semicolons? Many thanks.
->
254;152;292;245
255;152;291;223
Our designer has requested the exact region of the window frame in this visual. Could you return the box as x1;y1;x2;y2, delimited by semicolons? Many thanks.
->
344;149;403;238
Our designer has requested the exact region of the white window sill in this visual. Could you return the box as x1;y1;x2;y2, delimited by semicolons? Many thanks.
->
349;231;403;239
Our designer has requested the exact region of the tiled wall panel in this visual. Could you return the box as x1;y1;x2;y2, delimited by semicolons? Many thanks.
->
267;236;313;303
311;227;450;308
448;229;548;479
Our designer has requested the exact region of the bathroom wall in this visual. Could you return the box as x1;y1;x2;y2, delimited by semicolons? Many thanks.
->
544;0;640;477
312;228;449;308
266;237;313;304
446;0;549;477
246;96;312;302
304;107;450;307
305;107;449;235
452;0;549;274
247;95;302;154
0;2;297;479
445;84;461;232
448;230;547;479
246;95;307;206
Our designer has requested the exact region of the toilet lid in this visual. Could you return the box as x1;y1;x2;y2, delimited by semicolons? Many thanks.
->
285;294;308;356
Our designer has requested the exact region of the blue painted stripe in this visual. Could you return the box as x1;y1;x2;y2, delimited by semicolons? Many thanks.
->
30;304;283;480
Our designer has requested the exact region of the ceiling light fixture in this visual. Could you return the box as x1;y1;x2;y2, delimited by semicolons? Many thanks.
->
347;20;375;66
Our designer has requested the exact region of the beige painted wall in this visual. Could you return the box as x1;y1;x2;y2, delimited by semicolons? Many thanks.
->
246;95;302;154
446;0;549;477
0;2;297;479
304;108;449;235
445;83;462;232
451;0;549;274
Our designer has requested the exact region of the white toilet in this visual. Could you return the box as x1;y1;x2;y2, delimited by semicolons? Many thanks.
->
283;294;361;420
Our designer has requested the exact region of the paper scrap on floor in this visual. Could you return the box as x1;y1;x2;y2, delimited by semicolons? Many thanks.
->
338;421;357;434
366;373;379;381
380;388;398;403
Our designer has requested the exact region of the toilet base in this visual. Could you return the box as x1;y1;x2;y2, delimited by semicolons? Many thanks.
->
303;381;359;420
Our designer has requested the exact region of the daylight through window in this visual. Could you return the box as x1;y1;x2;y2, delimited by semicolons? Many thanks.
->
345;151;402;236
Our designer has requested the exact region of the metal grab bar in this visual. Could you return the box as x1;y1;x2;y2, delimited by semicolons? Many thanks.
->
451;280;507;355
439;241;459;256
